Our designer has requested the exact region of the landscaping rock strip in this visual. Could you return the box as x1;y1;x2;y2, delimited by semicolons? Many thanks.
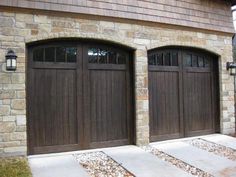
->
186;138;236;161
144;146;213;177
74;151;134;177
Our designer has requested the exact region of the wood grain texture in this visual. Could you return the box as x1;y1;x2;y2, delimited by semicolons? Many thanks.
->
27;41;134;154
0;0;234;33
148;47;219;141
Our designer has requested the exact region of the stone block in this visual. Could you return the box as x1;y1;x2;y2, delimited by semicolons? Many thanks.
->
31;29;39;35
14;36;25;42
2;116;15;122
103;29;117;36
52;21;75;28
0;106;10;116
134;38;150;45
11;99;26;110
0;133;11;142
20;140;26;146
16;126;26;132
15;22;25;28
16;14;33;23
34;15;50;23
16;91;26;98
3;146;26;153
11;74;25;84
0;73;11;84
0;90;15;99
136;88;148;100
25;23;38;29
10;132;26;141
80;24;98;33
3;12;15;17
0;122;15;133
10;109;26;115
100;21;115;28
0;17;14;27
16;115;26;126
2;99;11;105
0;141;20;148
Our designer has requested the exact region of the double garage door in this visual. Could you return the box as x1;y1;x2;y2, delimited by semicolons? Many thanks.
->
148;47;219;141
27;42;219;155
27;41;134;155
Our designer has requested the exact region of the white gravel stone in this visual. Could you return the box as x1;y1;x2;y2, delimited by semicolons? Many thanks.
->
186;138;236;161
74;151;134;177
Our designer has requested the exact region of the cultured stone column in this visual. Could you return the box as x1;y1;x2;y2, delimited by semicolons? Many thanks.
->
135;48;150;146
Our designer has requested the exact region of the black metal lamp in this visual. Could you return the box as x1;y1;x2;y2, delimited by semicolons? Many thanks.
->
5;49;17;71
226;62;236;75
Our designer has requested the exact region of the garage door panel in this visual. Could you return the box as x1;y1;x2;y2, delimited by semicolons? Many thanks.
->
55;70;77;145
33;69;57;147
184;72;213;135
89;70;128;144
30;68;79;152
149;70;182;140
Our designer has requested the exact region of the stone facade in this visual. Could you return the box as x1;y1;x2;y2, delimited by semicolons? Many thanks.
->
0;9;235;156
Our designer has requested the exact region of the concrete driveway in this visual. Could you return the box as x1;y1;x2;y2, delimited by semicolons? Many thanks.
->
28;134;236;177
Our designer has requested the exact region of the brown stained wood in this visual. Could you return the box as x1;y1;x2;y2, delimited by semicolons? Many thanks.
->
27;40;134;155
148;47;219;141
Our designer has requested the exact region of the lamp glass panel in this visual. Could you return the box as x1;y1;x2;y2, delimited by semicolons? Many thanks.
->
6;59;11;67
12;59;16;67
231;68;236;75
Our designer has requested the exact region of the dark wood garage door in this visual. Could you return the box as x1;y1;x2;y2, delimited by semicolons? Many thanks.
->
27;41;134;155
148;47;219;141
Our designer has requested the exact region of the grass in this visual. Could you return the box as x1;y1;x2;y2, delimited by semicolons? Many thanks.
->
0;157;32;177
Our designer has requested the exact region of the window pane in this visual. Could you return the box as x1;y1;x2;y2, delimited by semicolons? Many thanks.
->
198;56;204;67
171;52;178;66
117;52;126;64
66;47;77;63
45;47;55;62
156;53;163;65
109;51;117;64
164;53;170;66
192;55;198;67
88;48;98;63
98;49;108;64
204;58;210;67
148;55;156;65
56;47;66;62
184;54;192;66
33;48;44;62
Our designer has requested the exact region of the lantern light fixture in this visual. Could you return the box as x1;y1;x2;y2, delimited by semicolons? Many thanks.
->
5;49;17;71
226;62;236;76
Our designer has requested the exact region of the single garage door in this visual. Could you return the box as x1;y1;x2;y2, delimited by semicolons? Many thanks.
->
27;41;134;155
148;47;220;141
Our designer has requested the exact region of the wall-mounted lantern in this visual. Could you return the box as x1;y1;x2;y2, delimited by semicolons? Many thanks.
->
226;62;236;75
5;49;17;71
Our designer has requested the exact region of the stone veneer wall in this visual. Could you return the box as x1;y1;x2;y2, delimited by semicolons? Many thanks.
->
0;9;235;156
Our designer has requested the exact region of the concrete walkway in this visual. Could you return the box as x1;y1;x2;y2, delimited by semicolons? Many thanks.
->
201;134;236;149
28;154;89;177
151;141;236;177
103;146;192;177
28;134;236;177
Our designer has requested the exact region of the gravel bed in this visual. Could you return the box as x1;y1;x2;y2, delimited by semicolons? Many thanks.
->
186;138;236;161
143;146;213;177
74;151;134;177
